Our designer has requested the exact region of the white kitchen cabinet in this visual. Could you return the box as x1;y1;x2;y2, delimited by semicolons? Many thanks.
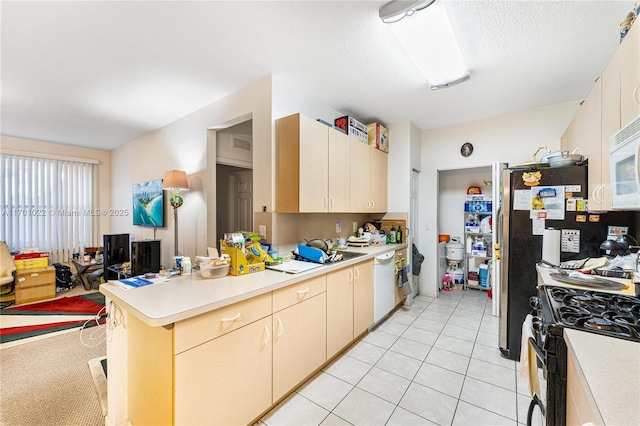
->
327;260;374;358
370;147;388;213
353;260;373;337
326;266;355;359
272;275;327;402
350;140;371;212
174;316;273;426
350;142;388;213
620;21;640;127
276;112;388;213
583;80;604;210
599;49;620;211
276;113;329;212
328;129;351;212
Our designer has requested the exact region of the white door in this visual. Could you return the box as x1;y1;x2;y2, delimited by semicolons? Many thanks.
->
410;169;420;298
229;170;253;232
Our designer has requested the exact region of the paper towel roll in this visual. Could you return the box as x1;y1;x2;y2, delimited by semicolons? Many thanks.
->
542;228;561;266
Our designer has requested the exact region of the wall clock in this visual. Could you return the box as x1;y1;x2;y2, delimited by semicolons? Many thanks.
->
461;142;473;157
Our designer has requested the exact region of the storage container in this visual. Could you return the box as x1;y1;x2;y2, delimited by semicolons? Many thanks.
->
334;115;368;144
366;122;389;152
200;262;230;279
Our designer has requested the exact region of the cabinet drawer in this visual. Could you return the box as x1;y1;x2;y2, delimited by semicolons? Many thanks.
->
174;292;272;354
273;274;326;312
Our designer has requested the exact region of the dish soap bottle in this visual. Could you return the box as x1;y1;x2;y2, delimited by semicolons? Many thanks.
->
396;226;403;244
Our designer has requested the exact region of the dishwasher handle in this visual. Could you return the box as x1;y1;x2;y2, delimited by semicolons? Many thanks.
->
374;251;396;264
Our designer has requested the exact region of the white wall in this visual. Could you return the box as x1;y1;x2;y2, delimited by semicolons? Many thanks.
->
110;76;272;268
417;101;579;297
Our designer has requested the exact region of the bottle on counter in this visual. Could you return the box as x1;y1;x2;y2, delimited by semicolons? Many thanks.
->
181;257;192;275
390;225;397;243
396;226;403;244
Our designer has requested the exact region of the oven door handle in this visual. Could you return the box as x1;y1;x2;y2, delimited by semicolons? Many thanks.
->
528;337;546;368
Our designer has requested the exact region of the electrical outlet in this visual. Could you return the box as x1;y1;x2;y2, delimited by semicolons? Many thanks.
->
353;221;358;233
259;225;267;239
336;223;342;234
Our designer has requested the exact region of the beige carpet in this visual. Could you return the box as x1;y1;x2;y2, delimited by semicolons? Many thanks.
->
0;328;105;425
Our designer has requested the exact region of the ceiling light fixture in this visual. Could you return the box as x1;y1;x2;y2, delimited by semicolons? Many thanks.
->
380;0;470;90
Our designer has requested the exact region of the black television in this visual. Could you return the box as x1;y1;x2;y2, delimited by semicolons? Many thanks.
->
103;233;130;280
131;240;161;276
132;179;165;227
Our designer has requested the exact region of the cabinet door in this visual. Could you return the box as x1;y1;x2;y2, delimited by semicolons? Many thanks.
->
353;260;373;337
299;115;330;212
582;80;603;210
350;140;371;212
369;147;388;213
621;21;640;127
174;317;272;426
600;49;621;211
326;267;354;358
273;293;327;402
328;129;351;212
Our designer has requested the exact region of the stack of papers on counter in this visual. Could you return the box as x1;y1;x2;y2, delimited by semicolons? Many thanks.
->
110;275;168;290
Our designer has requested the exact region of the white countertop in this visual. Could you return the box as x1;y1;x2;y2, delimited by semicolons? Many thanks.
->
100;244;406;327
564;328;640;426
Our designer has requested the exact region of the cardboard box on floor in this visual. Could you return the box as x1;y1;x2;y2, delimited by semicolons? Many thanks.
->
15;266;56;304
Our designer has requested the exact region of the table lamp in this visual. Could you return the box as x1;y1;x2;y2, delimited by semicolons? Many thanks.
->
162;170;189;256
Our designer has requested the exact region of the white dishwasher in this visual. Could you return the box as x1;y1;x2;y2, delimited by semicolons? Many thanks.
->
373;250;396;323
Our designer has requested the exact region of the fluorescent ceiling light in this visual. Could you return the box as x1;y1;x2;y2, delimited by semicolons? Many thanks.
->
381;1;470;90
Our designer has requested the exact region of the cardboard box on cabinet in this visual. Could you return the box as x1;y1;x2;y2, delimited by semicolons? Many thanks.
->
366;122;389;152
334;115;368;144
15;266;56;304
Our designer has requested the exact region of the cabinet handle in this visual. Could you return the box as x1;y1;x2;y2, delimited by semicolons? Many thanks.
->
330;196;334;209
349;269;354;283
370;200;375;210
296;288;309;296
591;186;600;203
221;312;241;322
323;197;327;208
354;267;360;280
634;84;640;105
277;318;283;337
263;324;270;346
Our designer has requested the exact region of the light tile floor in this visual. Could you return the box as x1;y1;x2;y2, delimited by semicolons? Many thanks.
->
259;289;545;426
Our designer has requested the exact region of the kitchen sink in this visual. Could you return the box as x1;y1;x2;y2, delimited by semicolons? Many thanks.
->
336;251;366;260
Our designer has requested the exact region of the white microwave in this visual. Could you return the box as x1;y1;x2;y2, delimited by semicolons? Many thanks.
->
610;115;640;210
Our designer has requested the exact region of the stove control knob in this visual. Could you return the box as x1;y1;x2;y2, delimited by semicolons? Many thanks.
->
529;296;540;310
532;317;543;333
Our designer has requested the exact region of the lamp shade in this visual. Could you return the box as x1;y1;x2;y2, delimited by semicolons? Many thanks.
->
162;170;189;190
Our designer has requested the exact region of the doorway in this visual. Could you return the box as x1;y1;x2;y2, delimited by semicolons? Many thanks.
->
215;120;253;244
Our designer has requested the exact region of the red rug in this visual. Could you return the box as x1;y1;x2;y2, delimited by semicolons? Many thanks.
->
1;293;105;315
0;293;106;343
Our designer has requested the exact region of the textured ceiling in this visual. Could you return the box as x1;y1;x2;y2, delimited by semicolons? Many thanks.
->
1;0;636;150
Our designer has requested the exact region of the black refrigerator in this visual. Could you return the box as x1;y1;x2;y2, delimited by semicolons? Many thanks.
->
498;165;637;360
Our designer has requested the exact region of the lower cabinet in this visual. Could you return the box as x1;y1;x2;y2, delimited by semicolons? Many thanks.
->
327;260;374;359
353;260;373;337
327;266;355;359
123;266;375;426
174;316;273;426
273;292;327;401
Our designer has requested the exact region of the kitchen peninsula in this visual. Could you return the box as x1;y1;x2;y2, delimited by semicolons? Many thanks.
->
100;244;406;426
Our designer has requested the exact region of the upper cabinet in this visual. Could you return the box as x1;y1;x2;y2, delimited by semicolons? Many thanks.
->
561;20;639;211
620;21;640;127
275;113;388;213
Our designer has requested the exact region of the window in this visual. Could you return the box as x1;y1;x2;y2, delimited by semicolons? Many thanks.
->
0;153;98;263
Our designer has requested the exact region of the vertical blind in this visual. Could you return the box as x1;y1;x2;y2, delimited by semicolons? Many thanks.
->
0;153;98;264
